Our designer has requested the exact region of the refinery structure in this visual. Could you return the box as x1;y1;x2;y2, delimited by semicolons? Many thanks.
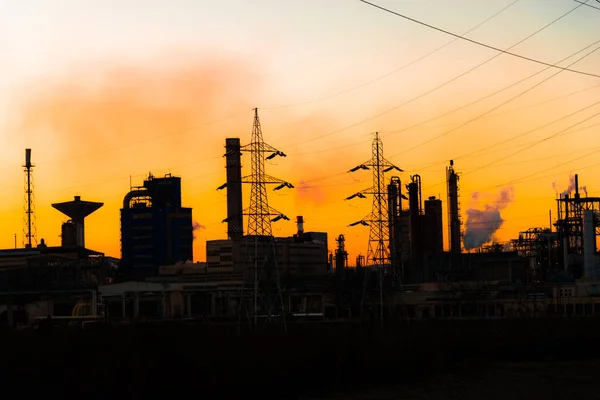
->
2;113;600;329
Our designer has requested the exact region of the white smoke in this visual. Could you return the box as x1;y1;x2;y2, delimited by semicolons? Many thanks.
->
558;174;587;198
560;175;576;198
463;187;515;251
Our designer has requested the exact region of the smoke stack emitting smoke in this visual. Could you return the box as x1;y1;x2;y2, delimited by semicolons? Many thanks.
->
558;174;587;198
463;187;514;251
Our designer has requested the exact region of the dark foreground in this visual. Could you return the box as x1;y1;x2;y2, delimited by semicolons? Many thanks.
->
310;360;600;399
2;319;600;399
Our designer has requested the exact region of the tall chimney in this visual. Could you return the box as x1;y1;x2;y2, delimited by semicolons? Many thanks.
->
225;138;243;239
296;216;304;236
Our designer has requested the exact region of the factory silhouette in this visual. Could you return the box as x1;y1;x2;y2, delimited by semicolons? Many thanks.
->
1;108;600;328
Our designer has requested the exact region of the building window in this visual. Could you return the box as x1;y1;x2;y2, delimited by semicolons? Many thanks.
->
560;288;574;297
221;255;232;262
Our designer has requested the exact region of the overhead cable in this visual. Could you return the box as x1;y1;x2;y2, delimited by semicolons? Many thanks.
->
259;0;520;110
386;39;600;161
358;0;600;78
281;0;593;151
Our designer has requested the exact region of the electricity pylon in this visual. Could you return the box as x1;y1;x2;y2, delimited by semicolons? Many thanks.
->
239;108;293;332
346;132;402;321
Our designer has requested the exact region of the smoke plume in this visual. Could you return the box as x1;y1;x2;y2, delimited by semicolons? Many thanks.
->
295;179;327;204
560;175;577;198
463;187;515;251
557;174;588;198
192;221;206;241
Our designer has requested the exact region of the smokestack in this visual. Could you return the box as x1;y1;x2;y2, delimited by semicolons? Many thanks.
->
25;149;32;169
296;216;304;236
575;174;580;200
225;138;243;239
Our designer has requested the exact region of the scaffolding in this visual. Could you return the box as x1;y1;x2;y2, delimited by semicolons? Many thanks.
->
552;175;600;277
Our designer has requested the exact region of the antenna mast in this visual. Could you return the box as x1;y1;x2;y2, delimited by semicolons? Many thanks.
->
23;148;37;249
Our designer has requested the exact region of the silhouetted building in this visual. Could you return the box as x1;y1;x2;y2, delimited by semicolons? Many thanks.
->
424;196;443;255
206;232;329;277
52;196;103;248
447;160;462;254
120;173;193;279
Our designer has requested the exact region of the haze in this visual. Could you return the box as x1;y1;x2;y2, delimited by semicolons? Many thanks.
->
0;0;598;260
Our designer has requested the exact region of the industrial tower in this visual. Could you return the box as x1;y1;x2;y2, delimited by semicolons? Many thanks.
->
447;160;462;254
346;133;403;320
23;149;37;248
239;108;293;330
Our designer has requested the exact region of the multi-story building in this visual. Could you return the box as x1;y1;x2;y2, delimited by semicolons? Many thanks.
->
120;173;193;279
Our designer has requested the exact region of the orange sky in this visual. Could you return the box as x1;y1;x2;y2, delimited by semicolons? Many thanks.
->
1;1;599;262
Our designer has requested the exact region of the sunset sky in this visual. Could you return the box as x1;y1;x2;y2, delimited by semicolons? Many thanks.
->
0;0;599;261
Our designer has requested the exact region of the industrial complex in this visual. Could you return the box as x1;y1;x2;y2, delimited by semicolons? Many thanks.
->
1;109;600;329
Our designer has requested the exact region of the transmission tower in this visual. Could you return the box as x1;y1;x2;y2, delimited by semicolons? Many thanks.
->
346;133;402;320
23;148;37;249
239;108;293;332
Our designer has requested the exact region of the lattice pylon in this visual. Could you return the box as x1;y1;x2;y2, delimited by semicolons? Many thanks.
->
23;149;37;249
237;108;293;332
347;133;402;267
346;132;403;321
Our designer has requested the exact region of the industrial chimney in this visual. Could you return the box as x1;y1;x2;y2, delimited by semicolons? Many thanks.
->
296;216;304;236
224;138;243;239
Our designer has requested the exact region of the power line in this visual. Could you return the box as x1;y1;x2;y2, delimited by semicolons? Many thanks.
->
503;159;600;189
491;147;600;189
294;106;600;193
386;39;600;160
421;108;600;191
259;0;520;110
281;0;593;151
358;0;600;78
287;80;600;159
436;94;600;164
463;107;600;178
574;0;600;11
479;82;600;120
